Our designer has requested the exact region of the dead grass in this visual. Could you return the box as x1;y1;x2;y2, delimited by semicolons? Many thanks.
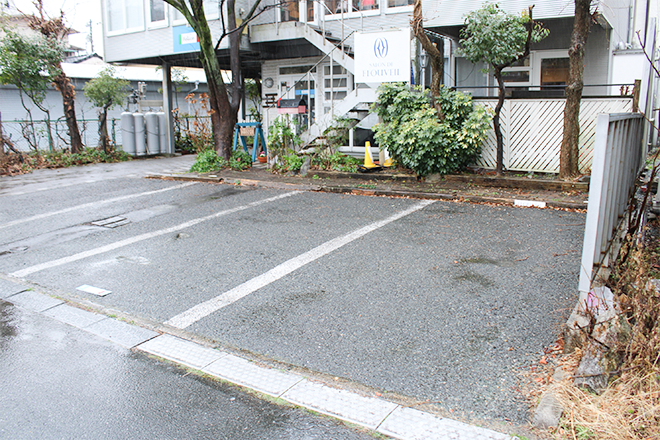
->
555;371;660;440
552;223;660;440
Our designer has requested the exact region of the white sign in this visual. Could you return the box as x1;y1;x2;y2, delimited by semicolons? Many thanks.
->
354;28;411;83
180;32;199;45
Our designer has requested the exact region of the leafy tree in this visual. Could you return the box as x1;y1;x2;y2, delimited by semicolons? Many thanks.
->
373;83;490;177
163;0;271;160
0;29;61;150
83;67;129;153
460;3;548;175
559;0;593;179
26;0;84;153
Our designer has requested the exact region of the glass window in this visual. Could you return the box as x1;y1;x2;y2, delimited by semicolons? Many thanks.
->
281;0;299;22
541;58;569;87
357;0;378;11
280;65;315;75
501;71;530;83
323;65;346;75
149;0;166;23
172;1;218;22
325;0;348;14
106;0;144;33
325;78;347;88
387;0;412;7
203;0;220;18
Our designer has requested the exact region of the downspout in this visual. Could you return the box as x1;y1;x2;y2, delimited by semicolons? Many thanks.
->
644;0;651;45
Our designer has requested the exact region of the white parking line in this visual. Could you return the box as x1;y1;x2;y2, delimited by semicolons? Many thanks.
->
165;199;435;329
0;182;198;230
9;191;300;278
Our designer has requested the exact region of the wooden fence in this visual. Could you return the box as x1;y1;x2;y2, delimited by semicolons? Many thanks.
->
473;97;633;174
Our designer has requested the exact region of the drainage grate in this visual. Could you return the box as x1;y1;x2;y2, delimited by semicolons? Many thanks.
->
90;216;130;228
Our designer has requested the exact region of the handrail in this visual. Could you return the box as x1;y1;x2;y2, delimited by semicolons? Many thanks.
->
263;28;356;111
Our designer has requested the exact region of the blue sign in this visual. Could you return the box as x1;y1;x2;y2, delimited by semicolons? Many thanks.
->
173;25;200;53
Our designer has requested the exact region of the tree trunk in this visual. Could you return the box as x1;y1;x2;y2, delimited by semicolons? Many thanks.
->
559;0;591;179
193;4;236;160
412;0;444;119
98;106;109;153
493;68;506;176
52;67;83;154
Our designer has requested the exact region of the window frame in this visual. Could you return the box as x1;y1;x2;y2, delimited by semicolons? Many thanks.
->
147;0;169;29
323;0;381;21
105;0;146;36
385;0;413;14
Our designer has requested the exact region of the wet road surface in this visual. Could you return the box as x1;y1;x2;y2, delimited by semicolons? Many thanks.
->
0;159;585;429
0;300;376;440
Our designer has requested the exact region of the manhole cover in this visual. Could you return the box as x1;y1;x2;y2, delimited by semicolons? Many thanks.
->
90;216;130;228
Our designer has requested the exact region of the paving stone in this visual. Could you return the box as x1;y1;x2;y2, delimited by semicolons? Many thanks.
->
7;291;63;312
0;279;28;299
532;393;563;429
42;304;107;329
137;334;225;369
378;407;512;440
85;318;158;348
282;380;398;430
203;354;303;397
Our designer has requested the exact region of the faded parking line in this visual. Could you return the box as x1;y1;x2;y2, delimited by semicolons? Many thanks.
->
9;191;300;278
165;199;435;329
0;182;198;230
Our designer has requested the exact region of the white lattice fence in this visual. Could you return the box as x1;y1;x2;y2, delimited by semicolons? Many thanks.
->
473;97;633;173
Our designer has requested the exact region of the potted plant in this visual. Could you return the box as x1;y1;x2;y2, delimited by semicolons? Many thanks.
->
258;151;267;163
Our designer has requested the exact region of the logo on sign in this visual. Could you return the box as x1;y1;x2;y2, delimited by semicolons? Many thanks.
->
180;32;199;45
374;38;388;58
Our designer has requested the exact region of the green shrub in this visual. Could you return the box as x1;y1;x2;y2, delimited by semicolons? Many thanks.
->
312;151;360;172
372;83;490;177
190;149;226;173
229;148;252;171
274;153;305;173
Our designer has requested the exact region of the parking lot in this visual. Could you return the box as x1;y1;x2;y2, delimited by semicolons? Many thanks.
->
0;161;585;426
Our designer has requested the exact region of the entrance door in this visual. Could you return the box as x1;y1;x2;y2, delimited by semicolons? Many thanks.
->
279;73;316;127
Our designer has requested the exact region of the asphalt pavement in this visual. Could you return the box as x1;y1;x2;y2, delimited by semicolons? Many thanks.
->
0;296;377;440
0;155;587;439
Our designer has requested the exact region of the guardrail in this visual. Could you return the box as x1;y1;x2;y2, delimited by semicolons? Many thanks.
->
578;112;645;297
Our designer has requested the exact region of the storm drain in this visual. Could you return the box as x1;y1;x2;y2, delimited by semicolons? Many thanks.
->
90;216;130;228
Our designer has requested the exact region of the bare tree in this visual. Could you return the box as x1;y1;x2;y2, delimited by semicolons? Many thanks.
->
26;0;83;153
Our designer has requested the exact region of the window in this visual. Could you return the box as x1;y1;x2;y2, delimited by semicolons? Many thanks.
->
324;0;380;16
280;65;315;75
106;0;144;34
387;0;412;7
502;56;531;86
149;0;167;27
540;58;569;88
173;0;219;24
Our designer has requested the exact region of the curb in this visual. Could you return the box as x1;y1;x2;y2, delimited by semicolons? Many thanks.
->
0;279;515;440
148;173;587;211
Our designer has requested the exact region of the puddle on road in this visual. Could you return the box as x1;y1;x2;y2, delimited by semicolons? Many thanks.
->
0;301;17;339
457;257;515;268
453;271;495;288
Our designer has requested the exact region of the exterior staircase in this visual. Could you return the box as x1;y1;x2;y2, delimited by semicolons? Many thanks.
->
250;21;377;146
